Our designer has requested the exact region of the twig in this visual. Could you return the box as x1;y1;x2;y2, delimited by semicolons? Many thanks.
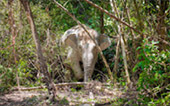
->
157;37;170;46
94;69;109;80
0;44;14;50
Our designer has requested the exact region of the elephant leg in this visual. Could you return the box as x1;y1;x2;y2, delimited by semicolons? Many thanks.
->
71;60;83;80
67;49;83;80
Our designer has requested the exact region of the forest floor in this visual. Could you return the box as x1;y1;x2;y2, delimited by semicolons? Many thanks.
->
0;81;138;106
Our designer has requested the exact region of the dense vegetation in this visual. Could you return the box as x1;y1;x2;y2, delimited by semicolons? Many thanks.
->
0;0;170;105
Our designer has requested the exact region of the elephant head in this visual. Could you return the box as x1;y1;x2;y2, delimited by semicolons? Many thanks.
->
61;25;111;82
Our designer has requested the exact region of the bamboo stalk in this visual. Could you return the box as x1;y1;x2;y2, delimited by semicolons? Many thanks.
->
123;0;136;82
110;0;131;86
120;36;131;85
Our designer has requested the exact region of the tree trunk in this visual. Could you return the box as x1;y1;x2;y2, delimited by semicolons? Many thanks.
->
100;3;104;34
20;0;57;101
133;0;144;35
157;0;168;37
156;0;169;50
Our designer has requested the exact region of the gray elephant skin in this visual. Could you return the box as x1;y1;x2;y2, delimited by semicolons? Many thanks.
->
61;25;111;82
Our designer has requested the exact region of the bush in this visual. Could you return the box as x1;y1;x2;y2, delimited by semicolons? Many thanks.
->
0;65;15;92
133;38;170;105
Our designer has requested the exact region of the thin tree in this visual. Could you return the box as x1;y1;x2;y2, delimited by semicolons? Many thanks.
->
156;0;169;50
100;2;104;34
133;0;144;35
8;0;20;90
20;0;57;101
123;0;136;82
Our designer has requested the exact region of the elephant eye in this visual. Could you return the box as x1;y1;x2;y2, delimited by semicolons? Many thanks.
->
78;45;83;50
93;46;97;52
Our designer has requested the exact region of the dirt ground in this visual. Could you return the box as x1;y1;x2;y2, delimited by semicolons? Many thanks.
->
0;82;138;106
0;90;47;106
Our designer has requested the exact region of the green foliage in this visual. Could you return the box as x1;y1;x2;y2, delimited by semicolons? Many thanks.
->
0;0;53;90
17;59;34;86
0;65;15;92
133;38;170;105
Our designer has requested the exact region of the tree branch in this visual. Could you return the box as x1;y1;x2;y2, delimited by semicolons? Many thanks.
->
84;0;143;35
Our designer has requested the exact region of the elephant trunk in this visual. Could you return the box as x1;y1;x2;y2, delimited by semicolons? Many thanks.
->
84;67;94;82
83;52;96;82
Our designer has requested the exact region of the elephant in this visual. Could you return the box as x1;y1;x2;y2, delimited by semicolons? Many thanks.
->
61;24;111;82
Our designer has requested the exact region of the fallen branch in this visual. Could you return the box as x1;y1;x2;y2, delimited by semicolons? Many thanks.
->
11;86;46;91
12;82;110;91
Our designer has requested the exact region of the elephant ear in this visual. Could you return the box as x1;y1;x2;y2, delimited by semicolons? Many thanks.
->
61;32;77;48
99;34;111;50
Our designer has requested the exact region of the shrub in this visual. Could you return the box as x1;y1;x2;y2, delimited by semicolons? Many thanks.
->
133;38;170;105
